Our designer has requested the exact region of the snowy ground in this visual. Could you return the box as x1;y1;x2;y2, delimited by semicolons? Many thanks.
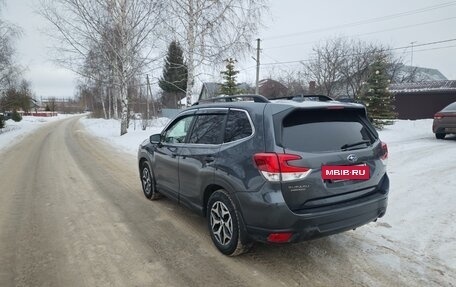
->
80;117;456;283
80;117;170;154
0;114;76;151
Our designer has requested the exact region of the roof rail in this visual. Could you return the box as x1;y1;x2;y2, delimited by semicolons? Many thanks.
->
272;94;334;102
193;94;270;105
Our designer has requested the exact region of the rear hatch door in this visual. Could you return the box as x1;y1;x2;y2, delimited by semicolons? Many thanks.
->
273;107;385;212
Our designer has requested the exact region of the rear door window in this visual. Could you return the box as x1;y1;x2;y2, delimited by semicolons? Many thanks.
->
281;109;375;152
224;110;253;142
188;114;225;144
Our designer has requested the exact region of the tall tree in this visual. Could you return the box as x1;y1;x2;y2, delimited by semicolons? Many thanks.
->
359;57;396;129
159;41;188;108
39;0;163;135
162;0;268;106
220;58;240;95
0;2;21;92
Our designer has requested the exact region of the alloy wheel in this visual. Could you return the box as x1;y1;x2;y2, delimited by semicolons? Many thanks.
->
142;167;152;195
210;201;233;246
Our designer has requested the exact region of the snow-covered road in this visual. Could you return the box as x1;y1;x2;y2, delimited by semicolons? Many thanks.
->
0;116;454;286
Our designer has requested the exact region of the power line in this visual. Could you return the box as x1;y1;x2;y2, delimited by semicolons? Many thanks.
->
263;1;456;41
241;38;456;69
264;16;456;50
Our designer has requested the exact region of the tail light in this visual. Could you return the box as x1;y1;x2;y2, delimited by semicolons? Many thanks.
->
434;113;444;120
253;153;311;182
380;142;388;165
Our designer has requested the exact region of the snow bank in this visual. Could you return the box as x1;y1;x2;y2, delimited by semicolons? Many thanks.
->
79;117;170;154
0;114;75;151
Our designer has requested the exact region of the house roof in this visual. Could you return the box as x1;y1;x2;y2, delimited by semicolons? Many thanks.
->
203;82;222;96
396;65;448;81
389;80;456;94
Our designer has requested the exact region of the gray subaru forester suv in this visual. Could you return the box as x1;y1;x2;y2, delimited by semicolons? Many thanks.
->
138;95;389;256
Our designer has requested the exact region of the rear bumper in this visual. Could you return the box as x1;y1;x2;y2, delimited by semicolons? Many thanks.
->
235;174;389;243
245;196;387;243
433;121;456;133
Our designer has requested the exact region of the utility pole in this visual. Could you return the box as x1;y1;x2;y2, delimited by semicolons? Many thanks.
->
255;38;260;95
146;74;156;120
410;41;417;66
146;74;151;121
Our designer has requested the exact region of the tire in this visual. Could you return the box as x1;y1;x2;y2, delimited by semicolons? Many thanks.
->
140;162;161;200
207;189;252;256
436;133;446;139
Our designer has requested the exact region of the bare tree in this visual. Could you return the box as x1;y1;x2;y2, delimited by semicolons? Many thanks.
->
39;0;163;135
162;0;268;106
302;37;411;99
339;40;390;98
266;67;308;96
302;38;347;98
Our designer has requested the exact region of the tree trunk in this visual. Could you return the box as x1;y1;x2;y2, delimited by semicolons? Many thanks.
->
108;86;112;119
185;1;195;107
101;86;108;119
120;82;128;136
113;88;119;119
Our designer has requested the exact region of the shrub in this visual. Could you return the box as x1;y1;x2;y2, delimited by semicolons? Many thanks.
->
11;110;22;122
0;114;4;129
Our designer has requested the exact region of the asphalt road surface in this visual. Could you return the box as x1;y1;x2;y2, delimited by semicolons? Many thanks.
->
0;116;452;287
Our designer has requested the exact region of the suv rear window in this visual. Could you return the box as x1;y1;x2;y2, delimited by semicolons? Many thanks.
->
281;109;375;152
442;102;456;111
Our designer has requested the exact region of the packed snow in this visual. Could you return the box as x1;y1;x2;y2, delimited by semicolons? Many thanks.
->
0;114;75;151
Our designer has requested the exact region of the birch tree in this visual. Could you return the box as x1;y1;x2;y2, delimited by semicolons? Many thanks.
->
0;3;21;92
162;0;268;106
39;0;163;135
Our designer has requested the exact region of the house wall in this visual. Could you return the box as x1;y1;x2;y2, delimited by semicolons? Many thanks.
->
394;91;456;120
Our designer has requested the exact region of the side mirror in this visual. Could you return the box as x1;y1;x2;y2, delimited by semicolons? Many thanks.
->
150;133;161;144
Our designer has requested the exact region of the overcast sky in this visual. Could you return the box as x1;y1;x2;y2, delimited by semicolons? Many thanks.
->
3;0;456;99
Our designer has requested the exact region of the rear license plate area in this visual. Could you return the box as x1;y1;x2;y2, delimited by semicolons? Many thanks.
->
321;164;370;180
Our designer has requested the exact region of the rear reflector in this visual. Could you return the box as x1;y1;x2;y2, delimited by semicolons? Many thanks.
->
381;142;388;165
267;232;293;243
253;153;311;182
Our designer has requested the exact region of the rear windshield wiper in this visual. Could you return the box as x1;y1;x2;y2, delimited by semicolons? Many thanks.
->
340;140;371;150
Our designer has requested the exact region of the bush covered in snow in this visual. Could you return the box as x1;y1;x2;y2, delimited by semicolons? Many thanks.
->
11;110;22;122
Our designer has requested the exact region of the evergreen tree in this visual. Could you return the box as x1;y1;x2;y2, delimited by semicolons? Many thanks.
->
159;41;188;108
220;58;240;95
360;57;396;129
